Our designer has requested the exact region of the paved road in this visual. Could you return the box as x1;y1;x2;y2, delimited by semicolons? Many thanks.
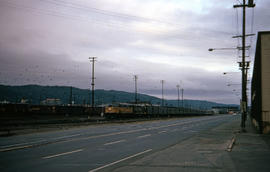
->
0;115;237;172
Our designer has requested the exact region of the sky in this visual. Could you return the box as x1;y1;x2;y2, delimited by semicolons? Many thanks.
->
0;0;269;104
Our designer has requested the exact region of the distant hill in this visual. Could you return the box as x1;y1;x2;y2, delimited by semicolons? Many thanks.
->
0;84;237;110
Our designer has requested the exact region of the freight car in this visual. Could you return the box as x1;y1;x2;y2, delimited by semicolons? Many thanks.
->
104;106;133;118
0;103;210;119
103;105;209;119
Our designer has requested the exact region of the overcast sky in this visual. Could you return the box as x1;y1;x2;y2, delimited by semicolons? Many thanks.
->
0;0;269;104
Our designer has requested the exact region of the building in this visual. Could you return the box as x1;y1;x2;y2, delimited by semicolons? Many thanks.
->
211;106;239;114
251;31;270;134
41;98;61;105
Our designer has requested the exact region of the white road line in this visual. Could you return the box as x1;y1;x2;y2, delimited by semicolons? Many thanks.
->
42;149;83;159
0;144;34;152
104;139;126;146
1;116;222;152
137;134;151;139
158;130;167;134
48;117;217;144
53;133;81;140
0;134;81;152
0;139;46;149
89;149;152;172
189;130;197;133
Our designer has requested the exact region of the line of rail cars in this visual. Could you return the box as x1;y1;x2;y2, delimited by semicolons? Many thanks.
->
0;104;102;116
104;105;209;118
0;104;210;119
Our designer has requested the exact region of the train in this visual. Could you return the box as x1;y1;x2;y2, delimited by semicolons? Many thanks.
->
103;104;210;118
0;103;211;119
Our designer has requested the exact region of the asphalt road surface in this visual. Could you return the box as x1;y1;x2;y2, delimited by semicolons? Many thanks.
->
0;114;236;172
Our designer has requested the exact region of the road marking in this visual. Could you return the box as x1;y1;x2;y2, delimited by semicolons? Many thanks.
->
188;130;197;133
0;134;81;152
89;149;152;172
104;139;126;146
70;119;204;142
158;130;167;134
53;134;81;140
137;134;151;139
42;149;83;159
1;116;223;152
0;139;46;149
0;144;34;152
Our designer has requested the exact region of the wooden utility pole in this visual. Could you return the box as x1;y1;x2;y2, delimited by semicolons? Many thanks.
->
234;0;255;131
89;57;97;108
181;88;184;108
176;85;180;108
161;80;165;106
69;86;72;106
134;75;138;104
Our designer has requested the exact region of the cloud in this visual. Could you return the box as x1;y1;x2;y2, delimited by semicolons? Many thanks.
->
0;0;269;104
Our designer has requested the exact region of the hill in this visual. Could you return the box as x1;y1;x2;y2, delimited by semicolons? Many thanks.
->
0;84;236;110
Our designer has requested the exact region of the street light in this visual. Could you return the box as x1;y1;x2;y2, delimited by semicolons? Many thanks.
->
209;46;249;131
227;83;241;86
208;46;250;52
223;72;240;75
209;48;236;51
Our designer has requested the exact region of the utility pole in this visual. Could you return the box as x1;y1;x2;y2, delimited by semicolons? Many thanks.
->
176;85;180;108
134;75;138;104
181;88;184;108
69;86;72;106
161;80;165;106
89;57;97;108
233;0;255;131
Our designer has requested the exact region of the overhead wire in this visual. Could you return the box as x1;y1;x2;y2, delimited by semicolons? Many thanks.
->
42;0;233;39
44;0;177;26
247;0;256;83
234;3;241;63
1;0;140;31
1;0;232;43
1;0;195;43
41;0;188;36
44;0;234;35
248;5;255;60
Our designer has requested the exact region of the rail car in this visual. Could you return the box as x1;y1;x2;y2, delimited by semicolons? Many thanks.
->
0;103;210;119
103;105;209;118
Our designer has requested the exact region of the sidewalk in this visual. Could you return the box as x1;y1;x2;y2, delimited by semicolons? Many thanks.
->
103;115;270;172
229;116;270;172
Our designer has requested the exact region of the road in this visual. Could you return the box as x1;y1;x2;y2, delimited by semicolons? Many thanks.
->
0;114;237;172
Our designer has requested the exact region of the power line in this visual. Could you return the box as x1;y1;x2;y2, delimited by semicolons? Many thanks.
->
1;0;233;40
248;7;255;58
44;0;174;25
1;0;182;42
1;1;135;31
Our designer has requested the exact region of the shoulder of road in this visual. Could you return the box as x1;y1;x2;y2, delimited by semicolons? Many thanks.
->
99;116;270;172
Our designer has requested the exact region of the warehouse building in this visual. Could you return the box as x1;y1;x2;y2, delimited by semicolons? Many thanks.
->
251;31;270;133
211;106;239;114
